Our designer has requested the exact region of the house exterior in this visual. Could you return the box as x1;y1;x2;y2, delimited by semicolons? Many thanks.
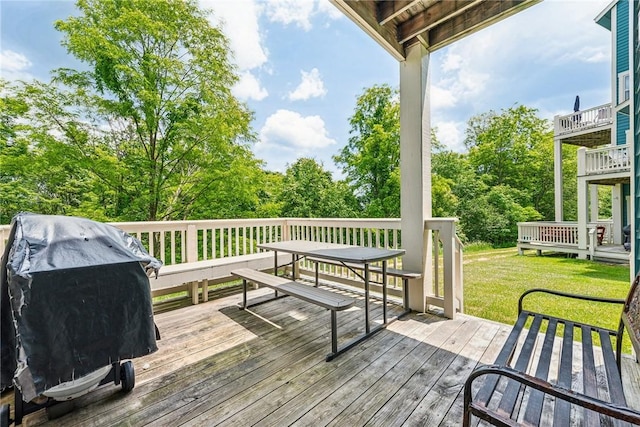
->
518;0;636;271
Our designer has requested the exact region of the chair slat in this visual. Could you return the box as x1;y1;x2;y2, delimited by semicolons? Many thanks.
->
523;318;558;425
474;312;530;406
553;321;574;427
598;329;625;404
496;315;543;416
581;325;599;427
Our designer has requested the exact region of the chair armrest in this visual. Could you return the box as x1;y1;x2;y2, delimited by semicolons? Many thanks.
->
464;365;640;425
518;288;626;315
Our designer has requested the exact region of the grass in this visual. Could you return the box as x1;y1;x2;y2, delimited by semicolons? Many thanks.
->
463;247;633;352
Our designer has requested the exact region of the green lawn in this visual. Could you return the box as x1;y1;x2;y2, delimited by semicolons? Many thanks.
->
463;247;632;352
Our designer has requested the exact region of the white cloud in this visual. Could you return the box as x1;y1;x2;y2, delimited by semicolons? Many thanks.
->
434;121;466;153
317;0;343;20
203;0;268;71
233;71;268;101
430;0;611;137
431;85;457;109
0;49;33;81
265;0;315;31
441;53;462;73
259;109;336;150
288;68;327;101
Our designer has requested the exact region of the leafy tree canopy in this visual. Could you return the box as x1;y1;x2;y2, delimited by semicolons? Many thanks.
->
334;84;400;217
46;0;260;221
278;158;357;218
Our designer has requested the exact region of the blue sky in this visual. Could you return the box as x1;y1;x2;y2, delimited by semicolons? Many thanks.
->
1;0;611;177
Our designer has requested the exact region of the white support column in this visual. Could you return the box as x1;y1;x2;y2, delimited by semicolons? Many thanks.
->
590;185;599;223
400;43;431;313
554;137;564;221
612;184;623;244
577;147;588;259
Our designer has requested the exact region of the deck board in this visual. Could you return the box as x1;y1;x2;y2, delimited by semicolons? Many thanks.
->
2;283;639;427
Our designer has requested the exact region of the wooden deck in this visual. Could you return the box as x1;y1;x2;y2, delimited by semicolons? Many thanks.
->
2;283;639;426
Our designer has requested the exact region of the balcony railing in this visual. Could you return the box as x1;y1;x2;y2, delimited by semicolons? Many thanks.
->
582;144;630;175
0;217;463;316
554;103;613;136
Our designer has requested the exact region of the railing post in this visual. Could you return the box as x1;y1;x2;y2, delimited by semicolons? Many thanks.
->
577;148;589;259
282;219;290;241
186;224;198;263
425;218;462;319
441;222;456;318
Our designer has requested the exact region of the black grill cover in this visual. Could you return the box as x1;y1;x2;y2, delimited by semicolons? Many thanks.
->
1;213;161;401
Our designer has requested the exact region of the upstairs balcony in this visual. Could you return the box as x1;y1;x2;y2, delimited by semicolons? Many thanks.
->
554;103;613;147
579;143;631;184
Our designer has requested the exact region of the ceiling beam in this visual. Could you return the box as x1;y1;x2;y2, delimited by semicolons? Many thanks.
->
378;1;419;26
425;0;541;51
397;0;480;44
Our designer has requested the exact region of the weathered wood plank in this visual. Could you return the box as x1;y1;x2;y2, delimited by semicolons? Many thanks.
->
152;304;393;426
7;284;639;427
40;293;345;426
434;323;513;427
263;315;458;427
400;320;503;426
203;312;433;426
327;317;483;426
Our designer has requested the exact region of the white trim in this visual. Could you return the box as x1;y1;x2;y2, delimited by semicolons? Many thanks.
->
618;70;630;104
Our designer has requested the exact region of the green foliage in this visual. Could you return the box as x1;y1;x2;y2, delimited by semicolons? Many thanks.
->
334;84;400;217
45;0;259;221
277;158;357;218
465;105;555;216
440;105;555;244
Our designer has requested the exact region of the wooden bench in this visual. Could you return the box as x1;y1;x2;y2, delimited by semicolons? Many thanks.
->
151;252;290;305
463;274;640;426
231;268;356;360
305;256;421;310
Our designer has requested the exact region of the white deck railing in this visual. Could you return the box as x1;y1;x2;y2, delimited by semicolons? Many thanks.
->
0;217;463;315
554;103;613;136
518;221;613;247
583;144;630;175
518;221;579;246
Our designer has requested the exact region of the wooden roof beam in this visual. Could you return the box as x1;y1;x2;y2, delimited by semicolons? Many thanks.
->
378;0;420;26
398;0;480;44
425;0;541;51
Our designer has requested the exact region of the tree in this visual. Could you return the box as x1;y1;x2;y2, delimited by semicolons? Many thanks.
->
278;158;357;218
459;185;542;246
464;105;555;219
49;0;258;221
334;84;400;217
0;80;101;222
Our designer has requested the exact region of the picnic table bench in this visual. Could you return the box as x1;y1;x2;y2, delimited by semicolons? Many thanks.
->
231;268;356;360
463;274;640;426
152;252;289;304
305;256;421;310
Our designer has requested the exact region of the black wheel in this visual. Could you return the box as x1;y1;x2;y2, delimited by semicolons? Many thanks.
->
0;404;9;427
120;361;135;392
